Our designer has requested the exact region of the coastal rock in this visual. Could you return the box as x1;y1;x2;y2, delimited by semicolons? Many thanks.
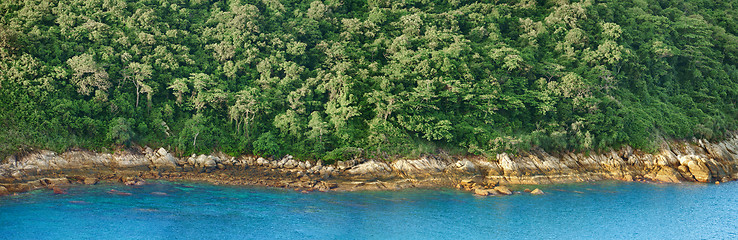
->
452;159;476;173
0;186;8;195
2;183;30;193
391;157;447;176
685;158;712;182
256;157;269;166
84;177;98;185
284;159;298;169
530;188;544;195
42;177;70;186
493;186;512;195
157;148;168;157
653;166;681;183
474;188;496;196
347;161;392;177
151;153;179;171
112;153;149;169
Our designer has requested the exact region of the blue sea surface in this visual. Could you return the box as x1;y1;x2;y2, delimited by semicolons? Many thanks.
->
1;180;736;239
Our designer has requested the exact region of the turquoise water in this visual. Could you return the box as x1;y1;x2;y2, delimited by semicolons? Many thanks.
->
1;181;736;239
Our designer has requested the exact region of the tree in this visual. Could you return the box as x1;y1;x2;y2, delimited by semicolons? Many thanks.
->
122;62;153;108
67;53;110;98
229;87;262;138
107;117;134;145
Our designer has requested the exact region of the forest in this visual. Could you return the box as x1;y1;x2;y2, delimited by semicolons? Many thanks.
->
2;0;738;162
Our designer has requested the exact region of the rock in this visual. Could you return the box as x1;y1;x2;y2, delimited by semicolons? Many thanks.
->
305;161;312;169
203;157;217;168
493;186;512;195
653;166;681;183
474;188;494;196
83;177;98;185
686;159;712;182
52;187;66;194
457;179;477;191
284;159;298;169
257;157;269;166
454;159;476;173
390;157;447;176
347;161;392;177
530;188;544;195
43;177;70;186
3;183;30;193
0;186;8;195
298;162;306;169
157;148;168;157
152;153;179;170
122;177;145;186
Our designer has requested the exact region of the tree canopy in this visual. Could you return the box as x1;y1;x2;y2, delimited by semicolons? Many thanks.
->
2;0;738;161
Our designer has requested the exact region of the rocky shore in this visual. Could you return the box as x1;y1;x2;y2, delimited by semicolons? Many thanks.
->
2;135;738;197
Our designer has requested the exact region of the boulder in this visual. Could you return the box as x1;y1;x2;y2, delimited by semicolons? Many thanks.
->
686;159;712;182
257;157;269;166
284;159;298;169
156;148;168;157
474;188;494;196
493;186;512;195
152;153;178;170
0;186;8;195
530;188;544;195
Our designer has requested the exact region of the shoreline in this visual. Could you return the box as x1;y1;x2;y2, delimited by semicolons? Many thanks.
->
2;136;738;196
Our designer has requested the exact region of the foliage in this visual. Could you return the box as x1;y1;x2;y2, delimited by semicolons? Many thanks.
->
2;0;738;158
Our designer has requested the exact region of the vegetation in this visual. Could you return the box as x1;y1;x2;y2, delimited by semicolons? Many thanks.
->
2;0;738;160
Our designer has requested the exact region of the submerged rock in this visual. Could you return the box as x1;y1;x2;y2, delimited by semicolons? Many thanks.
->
531;188;544;195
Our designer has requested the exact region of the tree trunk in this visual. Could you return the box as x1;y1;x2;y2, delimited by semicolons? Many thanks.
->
135;84;140;108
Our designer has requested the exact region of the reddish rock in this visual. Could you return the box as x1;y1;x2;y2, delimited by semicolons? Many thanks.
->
52;187;67;194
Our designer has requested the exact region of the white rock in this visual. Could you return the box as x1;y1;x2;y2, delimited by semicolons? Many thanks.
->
157;148;168;157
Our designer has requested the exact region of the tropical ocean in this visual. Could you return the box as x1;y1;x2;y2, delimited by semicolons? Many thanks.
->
1;180;736;239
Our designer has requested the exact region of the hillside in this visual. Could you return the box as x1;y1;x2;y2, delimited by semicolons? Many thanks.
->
2;0;738;161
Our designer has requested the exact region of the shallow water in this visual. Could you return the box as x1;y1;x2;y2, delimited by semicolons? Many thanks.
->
1;181;736;239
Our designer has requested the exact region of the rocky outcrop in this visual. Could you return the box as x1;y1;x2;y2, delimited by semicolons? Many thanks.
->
2;135;738;196
347;161;392;178
390;157;447;176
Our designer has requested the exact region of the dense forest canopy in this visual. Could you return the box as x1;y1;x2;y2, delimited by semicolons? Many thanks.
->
2;0;738;161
